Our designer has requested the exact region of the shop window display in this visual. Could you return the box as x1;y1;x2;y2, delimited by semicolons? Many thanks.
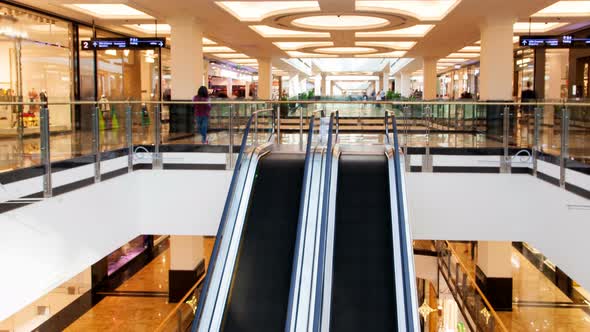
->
0;4;73;134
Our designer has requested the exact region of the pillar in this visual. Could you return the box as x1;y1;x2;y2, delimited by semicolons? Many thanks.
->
257;57;272;99
170;17;203;99
330;81;335;97
394;74;402;94
321;73;328;96
382;71;390;92
245;80;251;99
475;241;512;311
169;235;206;302
479;16;514;101
203;60;210;89
140;54;153;100
314;74;322;96
423;57;438;100
400;72;411;97
226;77;233;98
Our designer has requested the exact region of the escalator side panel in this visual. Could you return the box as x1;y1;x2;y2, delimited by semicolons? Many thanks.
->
330;154;397;332
222;154;305;332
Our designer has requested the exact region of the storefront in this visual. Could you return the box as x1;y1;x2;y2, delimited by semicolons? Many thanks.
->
0;2;167;135
208;62;254;98
438;64;479;100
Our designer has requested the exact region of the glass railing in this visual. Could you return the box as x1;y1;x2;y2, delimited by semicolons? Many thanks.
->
0;100;588;196
436;240;508;332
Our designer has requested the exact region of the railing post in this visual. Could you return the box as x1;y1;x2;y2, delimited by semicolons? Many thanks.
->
40;106;52;198
93;105;101;183
153;103;162;169
533;106;542;177
254;111;259;145
126;104;133;173
276;102;281;144
228;105;234;169
560;106;569;188
299;105;304;149
422;105;433;172
500;105;511;174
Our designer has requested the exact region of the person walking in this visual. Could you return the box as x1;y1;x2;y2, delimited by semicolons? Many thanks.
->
193;86;211;144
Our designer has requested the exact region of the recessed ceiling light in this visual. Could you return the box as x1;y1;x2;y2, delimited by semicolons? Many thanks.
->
356;41;416;50
475;36;520;44
214;53;249;58
356;51;406;57
356;25;434;37
216;1;319;21
448;52;479;58
203;38;217;45
250;25;330;38
292;15;389;30
65;4;153;19
203;46;235;53
315;47;377;54
513;22;567;33
287;51;338;58
458;46;480;52
273;42;333;50
438;58;466;63
356;0;461;21
124;24;171;34
533;1;590;17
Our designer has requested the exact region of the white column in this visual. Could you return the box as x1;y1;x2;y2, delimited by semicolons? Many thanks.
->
170;17;203;99
382;72;390;92
169;235;205;302
203;60;210;89
479;16;514;100
140;56;153;100
257;58;272;99
245;81;251;99
394;74;402;94
330;81;335;96
476;241;513;311
423;57;438;100
321;73;328;96
400;72;411;97
226;78;233;98
314;74;322;95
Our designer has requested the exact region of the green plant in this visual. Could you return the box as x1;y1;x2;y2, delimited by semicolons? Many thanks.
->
307;89;315;99
386;90;401;100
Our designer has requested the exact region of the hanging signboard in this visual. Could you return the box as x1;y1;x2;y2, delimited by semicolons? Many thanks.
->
81;37;165;50
519;35;590;48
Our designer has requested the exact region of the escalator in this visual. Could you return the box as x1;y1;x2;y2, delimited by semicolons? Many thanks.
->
222;153;305;331
329;154;397;332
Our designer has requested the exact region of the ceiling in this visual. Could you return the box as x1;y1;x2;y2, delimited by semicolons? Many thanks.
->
6;0;590;77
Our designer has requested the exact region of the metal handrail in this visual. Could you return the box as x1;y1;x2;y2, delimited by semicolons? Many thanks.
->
2;100;590;106
391;114;420;331
191;107;274;332
441;241;509;332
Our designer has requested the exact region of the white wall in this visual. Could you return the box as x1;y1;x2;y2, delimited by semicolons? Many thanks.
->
0;168;588;322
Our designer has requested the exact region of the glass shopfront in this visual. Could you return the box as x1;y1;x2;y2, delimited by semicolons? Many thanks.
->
438;64;479;100
0;4;73;134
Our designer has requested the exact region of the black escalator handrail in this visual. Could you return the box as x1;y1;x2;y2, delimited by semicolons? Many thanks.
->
391;115;419;331
192;108;274;332
312;111;336;331
285;111;316;331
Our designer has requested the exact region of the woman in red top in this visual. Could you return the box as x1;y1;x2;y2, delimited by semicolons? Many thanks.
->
193;86;212;144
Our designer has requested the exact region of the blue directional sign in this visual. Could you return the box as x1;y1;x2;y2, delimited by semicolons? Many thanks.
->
81;37;165;50
520;35;590;48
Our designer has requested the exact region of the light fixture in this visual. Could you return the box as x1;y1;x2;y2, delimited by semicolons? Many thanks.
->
292;15;389;30
105;49;117;56
458;46;481;52
65;4;154;19
448;52;479;58
123;49;130;57
0;26;28;39
356;25;434;38
203;46;235;53
356;0;461;21
438;58;466;63
533;1;590;17
124;24;171;34
355;41;416;50
480;307;491;324
356;51;406;58
273;41;333;50
314;47;377;54
250;25;330;38
216;1;320;21
202;38;217;45
287;51;338;58
513;22;567;33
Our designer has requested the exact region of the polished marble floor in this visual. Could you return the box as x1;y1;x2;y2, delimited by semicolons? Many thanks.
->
450;242;590;332
64;236;214;332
